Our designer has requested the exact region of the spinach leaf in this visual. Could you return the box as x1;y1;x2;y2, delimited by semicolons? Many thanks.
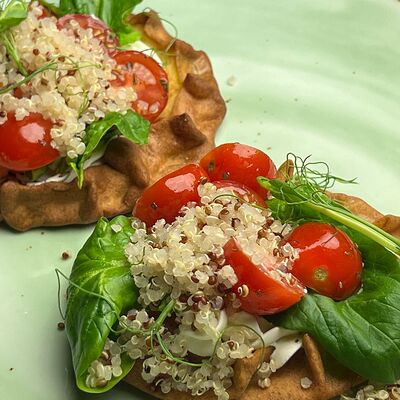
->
263;182;400;383
40;0;142;45
0;0;28;33
0;0;29;75
67;110;150;188
65;215;139;392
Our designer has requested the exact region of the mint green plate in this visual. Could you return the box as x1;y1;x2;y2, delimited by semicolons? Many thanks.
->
1;1;399;399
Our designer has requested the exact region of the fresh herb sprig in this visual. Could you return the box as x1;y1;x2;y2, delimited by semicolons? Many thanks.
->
0;60;57;94
0;0;29;75
258;154;400;256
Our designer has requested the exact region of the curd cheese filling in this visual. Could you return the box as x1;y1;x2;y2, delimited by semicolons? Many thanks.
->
86;182;303;399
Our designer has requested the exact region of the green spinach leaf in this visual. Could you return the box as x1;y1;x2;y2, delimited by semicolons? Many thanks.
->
262;180;400;383
0;0;29;75
40;0;142;44
67;110;150;188
0;0;28;33
65;215;139;392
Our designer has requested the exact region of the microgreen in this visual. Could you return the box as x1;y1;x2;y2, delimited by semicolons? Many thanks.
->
258;154;400;256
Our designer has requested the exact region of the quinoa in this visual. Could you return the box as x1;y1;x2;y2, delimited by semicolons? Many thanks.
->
0;2;136;158
341;383;400;400
86;183;303;398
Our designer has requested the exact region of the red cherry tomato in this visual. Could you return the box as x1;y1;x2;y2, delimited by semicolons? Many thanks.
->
111;51;169;122
212;180;266;208
224;238;306;315
286;222;362;300
133;164;208;227
0;113;59;171
57;14;119;51
200;143;277;198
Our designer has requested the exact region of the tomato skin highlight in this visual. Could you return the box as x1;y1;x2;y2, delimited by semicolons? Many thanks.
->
200;143;277;198
57;14;119;51
111;51;169;122
224;238;306;315
212;180;266;208
286;222;362;300
133;164;208;227
0;113;59;171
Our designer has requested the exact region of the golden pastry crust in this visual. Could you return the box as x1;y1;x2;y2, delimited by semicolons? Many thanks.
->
0;11;226;231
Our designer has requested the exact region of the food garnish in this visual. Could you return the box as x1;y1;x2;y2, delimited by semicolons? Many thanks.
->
61;143;400;398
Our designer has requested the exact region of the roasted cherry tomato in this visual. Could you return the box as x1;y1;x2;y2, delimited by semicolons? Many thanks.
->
224;238;306;315
57;14;119;51
200;143;277;198
133;164;208;227
111;51;169;122
212;180;266;208
286;222;362;300
0;113;59;171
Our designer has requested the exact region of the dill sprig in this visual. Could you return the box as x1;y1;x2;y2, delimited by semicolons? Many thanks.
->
0;60;57;94
0;57;102;96
258;154;400;256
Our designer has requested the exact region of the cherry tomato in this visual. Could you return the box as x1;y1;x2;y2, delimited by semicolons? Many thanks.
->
0;113;59;171
224;238;306;315
286;222;362;300
133;164;208;227
57;14;119;51
212;180;266;208
111;51;169;122
200;143;277;198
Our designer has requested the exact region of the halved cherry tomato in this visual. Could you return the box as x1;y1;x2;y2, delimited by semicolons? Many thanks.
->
286;222;362;300
133;164;208;227
200;143;277;198
57;14;119;51
111;51;169;122
0;113;59;171
212;180;265;208
224;238;306;315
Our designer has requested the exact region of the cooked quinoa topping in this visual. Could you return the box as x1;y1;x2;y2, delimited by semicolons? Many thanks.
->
341;383;400;400
0;2;136;158
86;182;303;398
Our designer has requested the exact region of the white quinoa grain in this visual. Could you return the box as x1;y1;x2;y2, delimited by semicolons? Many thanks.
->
300;377;313;389
0;3;136;158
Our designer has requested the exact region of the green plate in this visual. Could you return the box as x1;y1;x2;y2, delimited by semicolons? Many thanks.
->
1;1;399;399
